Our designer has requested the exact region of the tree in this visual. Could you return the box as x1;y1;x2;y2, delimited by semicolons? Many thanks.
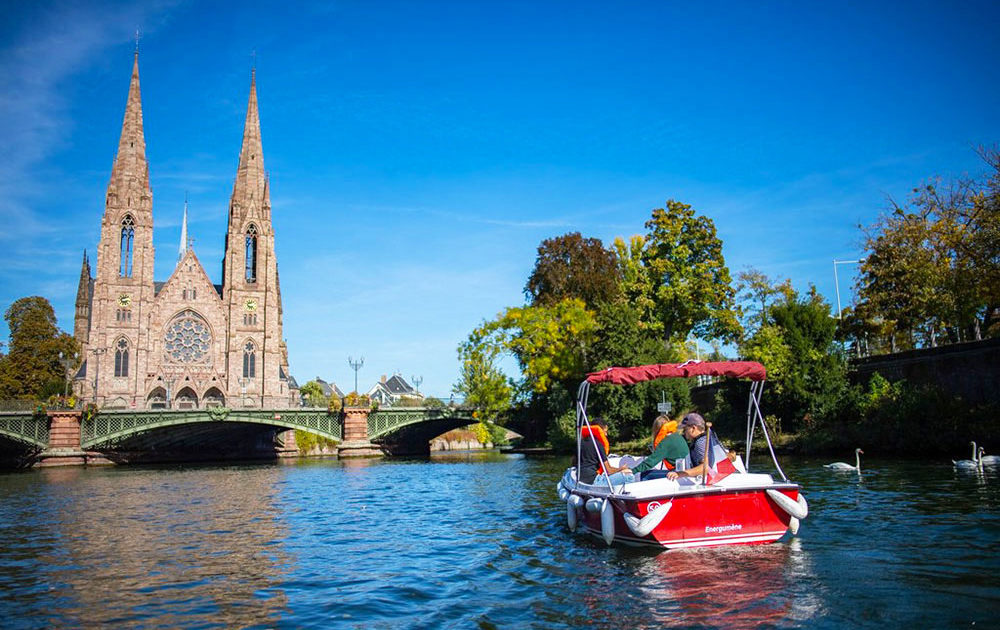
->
453;341;512;424
739;285;846;431
612;235;660;334
586;301;688;440
299;380;327;408
734;267;793;340
0;297;79;400
855;150;1000;348
640;200;741;343
466;298;598;395
524;232;621;308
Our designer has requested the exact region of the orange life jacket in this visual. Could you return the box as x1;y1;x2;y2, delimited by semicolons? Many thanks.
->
652;420;679;470
581;424;610;474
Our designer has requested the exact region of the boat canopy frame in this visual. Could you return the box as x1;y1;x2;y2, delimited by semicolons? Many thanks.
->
574;360;787;491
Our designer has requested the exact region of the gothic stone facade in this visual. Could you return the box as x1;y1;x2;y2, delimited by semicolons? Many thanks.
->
74;54;297;410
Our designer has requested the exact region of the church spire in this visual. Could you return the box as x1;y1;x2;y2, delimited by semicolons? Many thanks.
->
231;68;268;210
75;250;91;307
178;194;188;263
109;52;150;196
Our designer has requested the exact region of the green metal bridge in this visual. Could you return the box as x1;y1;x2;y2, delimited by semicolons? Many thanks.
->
0;411;48;449
0;406;480;461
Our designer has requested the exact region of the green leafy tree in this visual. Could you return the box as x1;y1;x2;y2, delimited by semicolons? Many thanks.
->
734;268;794;340
524;232;621;308
468;298;598;395
612;234;660;334
586;301;689;440
453;341;512;424
299;380;328;408
855;150;1000;348
641;200;741;343
739;285;846;431
0;296;79;400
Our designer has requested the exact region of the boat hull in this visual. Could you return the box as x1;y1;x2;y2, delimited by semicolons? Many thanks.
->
575;485;799;549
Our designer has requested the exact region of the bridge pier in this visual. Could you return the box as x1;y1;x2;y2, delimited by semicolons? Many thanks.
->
37;410;110;467
337;406;384;457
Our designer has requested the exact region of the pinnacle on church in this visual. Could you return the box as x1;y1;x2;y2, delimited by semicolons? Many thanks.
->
178;196;189;264
109;52;150;195
232;68;268;209
75;250;91;307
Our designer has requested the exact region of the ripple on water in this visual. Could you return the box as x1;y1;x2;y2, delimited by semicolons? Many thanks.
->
1;454;999;628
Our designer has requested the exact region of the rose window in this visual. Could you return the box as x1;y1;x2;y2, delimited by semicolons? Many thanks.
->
164;311;212;363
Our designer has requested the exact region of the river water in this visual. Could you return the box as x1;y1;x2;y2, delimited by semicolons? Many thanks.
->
1;453;998;629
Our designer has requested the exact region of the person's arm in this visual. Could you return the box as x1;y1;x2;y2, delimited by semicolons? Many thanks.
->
632;436;687;474
667;461;707;480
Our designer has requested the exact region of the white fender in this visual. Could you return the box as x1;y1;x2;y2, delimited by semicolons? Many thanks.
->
789;516;800;535
566;501;577;531
566;494;584;531
766;489;808;520
623;501;672;538
557;482;569;501
797;493;808;517
600;499;615;546
585;498;603;513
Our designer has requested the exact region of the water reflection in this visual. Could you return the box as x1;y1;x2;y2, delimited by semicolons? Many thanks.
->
9;466;291;628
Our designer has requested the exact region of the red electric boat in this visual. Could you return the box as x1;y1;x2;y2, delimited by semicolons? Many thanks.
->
558;361;808;549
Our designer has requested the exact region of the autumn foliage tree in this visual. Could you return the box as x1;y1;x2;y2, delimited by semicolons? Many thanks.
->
853;149;1000;350
0;297;79;401
524;232;621;308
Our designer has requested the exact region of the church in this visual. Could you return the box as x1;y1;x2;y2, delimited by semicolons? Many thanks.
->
73;53;298;410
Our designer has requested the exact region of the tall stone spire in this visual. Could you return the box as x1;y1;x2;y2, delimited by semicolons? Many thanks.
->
231;69;269;213
108;52;150;199
75;250;91;308
73;250;92;345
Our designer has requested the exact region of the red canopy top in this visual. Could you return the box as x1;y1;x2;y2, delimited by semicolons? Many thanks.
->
585;361;766;385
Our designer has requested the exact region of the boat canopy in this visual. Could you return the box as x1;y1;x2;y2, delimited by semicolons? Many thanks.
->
585;360;766;385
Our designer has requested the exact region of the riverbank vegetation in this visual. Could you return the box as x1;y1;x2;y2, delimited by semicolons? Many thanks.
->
454;148;1000;456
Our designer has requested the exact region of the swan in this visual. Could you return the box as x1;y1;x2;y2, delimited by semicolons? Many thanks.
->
953;446;984;470
824;448;863;471
980;448;1000;466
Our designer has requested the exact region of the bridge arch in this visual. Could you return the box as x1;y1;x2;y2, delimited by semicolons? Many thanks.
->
81;408;341;450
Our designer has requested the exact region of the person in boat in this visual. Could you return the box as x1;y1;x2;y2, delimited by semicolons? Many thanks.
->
579;418;633;485
625;414;690;480
666;412;737;481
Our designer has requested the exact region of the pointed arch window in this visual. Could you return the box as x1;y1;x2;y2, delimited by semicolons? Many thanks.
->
243;340;257;378
120;215;135;277
245;225;258;283
114;338;130;378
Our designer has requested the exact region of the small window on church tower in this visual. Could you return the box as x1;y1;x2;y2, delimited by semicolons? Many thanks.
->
245;225;258;283
114;338;130;378
120;215;135;277
243;341;256;378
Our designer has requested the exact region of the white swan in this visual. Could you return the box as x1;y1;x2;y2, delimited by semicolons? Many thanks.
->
824;448;863;471
953;446;984;470
980;448;1000;466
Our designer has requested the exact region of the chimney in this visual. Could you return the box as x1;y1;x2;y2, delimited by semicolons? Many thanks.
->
381;374;387;383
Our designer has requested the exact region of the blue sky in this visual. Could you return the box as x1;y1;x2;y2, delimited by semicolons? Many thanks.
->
1;1;998;397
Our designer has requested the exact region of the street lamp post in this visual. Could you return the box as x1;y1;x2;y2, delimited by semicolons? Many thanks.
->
348;356;364;394
92;348;107;405
58;351;78;400
833;259;861;319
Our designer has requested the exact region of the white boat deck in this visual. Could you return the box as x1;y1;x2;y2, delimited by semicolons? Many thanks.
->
562;466;788;500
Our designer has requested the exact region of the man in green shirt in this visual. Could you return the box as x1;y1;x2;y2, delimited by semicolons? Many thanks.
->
629;414;690;478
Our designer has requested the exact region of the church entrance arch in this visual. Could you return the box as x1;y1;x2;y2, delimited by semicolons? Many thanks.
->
204;387;225;408
176;387;198;409
147;387;167;409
